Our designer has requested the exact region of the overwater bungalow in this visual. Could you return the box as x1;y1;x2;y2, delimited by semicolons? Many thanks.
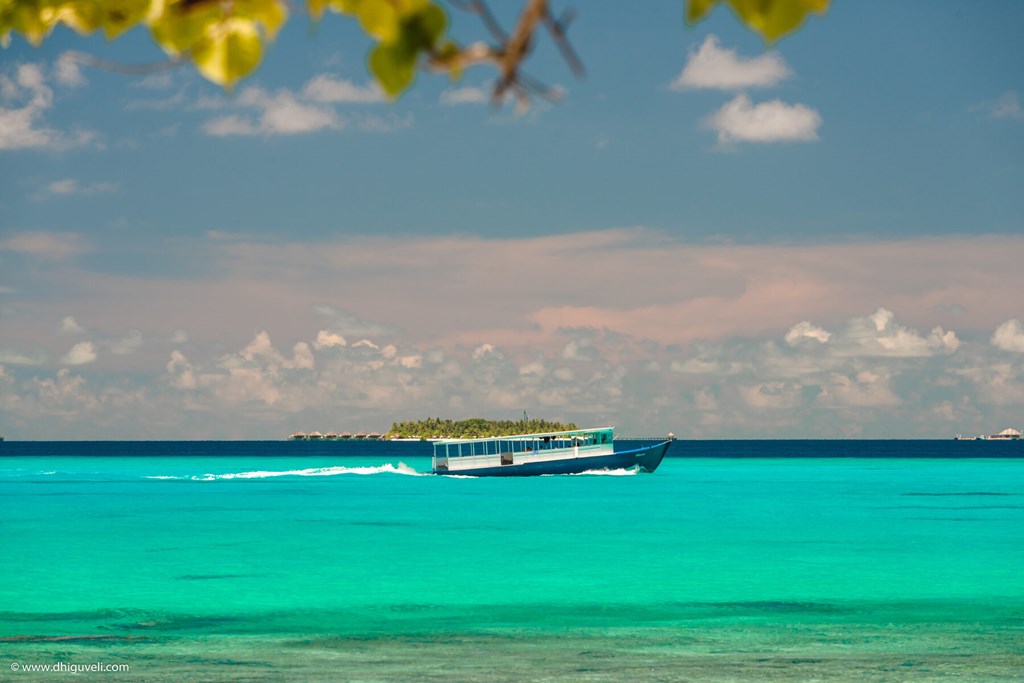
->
339;432;352;439
289;432;307;441
308;431;324;440
987;428;1022;440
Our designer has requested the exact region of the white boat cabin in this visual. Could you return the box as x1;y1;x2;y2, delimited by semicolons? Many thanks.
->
432;427;614;473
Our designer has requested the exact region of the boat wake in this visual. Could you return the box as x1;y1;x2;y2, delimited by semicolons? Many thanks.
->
567;468;638;477
147;462;424;481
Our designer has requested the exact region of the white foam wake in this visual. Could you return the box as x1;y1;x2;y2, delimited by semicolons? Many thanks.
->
568;468;638;476
146;462;424;481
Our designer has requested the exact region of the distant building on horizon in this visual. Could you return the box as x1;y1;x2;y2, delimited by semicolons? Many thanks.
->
987;427;1022;441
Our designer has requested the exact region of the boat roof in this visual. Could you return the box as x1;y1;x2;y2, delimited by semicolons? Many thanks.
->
436;426;612;445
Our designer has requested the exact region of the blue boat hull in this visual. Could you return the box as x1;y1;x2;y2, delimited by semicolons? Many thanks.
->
434;440;671;477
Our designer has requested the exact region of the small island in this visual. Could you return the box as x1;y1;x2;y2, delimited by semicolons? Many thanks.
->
386;417;577;440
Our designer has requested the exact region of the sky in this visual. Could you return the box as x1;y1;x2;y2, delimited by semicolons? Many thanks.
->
1;1;1023;439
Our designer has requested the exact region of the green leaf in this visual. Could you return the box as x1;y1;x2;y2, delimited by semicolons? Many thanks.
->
351;0;399;43
150;2;221;56
369;40;415;97
191;17;263;89
685;0;717;24
413;2;445;46
1;0;60;46
686;0;829;43
307;0;329;20
66;0;151;39
235;0;287;39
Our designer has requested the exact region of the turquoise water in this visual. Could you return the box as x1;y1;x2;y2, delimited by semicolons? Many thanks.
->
2;441;1023;681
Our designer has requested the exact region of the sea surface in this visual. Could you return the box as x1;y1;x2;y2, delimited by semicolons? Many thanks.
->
2;440;1023;681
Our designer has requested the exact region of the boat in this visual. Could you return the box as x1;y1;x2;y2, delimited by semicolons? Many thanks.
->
986;428;1022;441
431;427;671;477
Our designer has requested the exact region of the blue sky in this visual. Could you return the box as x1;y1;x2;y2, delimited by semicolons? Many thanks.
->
2;1;1023;439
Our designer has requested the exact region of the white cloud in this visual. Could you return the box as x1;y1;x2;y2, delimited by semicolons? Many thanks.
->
672;35;790;90
313;306;394;338
352;339;380;351
785;321;831;346
931;328;960;353
166;350;198;389
291;342;314;369
518;359;547;377
670;357;719;374
60;316;84;335
6;230;1024;438
125;87;188;111
0;62;98;151
705;94;821;144
239;331;280;363
134;72;175;90
562;338;600;361
110;329;143;355
190;76;454;134
202;114;258;136
302;75;385;103
179;332;319;406
0;348;47;365
741;380;802;409
982;90;1024;121
398;354;422;369
0;231;87;260
35;178;119;200
693;387;718;411
825;370;901;407
48;179;83;195
0;63;55;150
61;341;97;365
29;368;101;414
234;331;313;368
440;86;490;105
473;343;501;361
54;52;86;87
992;319;1024;352
933;400;956;422
314;330;348;349
356;113;414;132
203;87;343;137
842;308;959;357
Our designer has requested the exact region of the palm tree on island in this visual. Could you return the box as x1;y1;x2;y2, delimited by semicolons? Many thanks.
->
386;417;577;440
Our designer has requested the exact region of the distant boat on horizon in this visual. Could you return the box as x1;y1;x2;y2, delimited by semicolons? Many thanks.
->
956;428;1022;441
